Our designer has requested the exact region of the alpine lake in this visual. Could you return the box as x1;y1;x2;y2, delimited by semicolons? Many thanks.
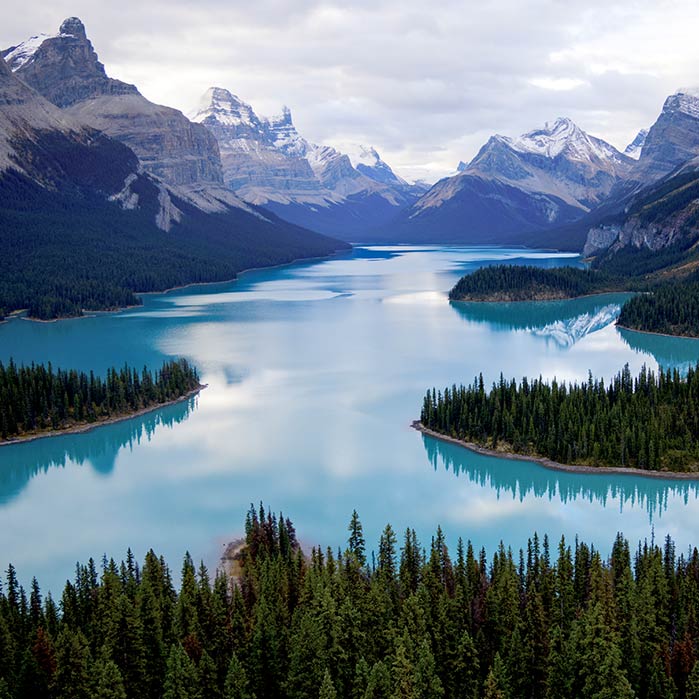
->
3;245;699;592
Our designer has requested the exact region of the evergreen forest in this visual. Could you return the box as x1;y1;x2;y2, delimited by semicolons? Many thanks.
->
2;506;699;699
448;265;623;303
0;358;201;440
421;363;699;471
618;279;699;337
0;171;345;320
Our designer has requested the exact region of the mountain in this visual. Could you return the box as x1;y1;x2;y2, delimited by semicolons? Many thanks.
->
191;86;423;240
624;129;648;160
388;117;634;245
582;161;699;265
634;89;699;182
3;18;225;195
579;88;699;267
0;45;347;319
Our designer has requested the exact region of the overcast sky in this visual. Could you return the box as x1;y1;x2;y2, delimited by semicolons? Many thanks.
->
3;0;699;182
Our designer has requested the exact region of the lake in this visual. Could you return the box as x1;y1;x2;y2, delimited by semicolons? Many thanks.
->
2;245;699;592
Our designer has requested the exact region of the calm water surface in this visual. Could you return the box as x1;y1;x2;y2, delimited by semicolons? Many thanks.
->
2;245;699;591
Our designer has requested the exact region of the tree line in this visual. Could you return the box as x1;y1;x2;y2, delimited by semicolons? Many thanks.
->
421;363;699;471
618;278;699;337
2;505;699;698
0;169;344;320
448;265;623;302
0;358;200;440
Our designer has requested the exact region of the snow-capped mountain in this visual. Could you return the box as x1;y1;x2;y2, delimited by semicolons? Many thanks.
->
191;86;422;239
624;129;648;160
2;18;227;199
634;89;699;182
389;117;633;245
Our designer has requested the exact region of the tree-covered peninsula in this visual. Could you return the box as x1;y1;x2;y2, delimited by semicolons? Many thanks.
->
1;505;698;699
617;277;699;337
448;265;623;302
0;358;202;442
421;363;699;472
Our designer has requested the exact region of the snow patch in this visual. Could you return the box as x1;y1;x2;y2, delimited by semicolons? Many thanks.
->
4;33;57;71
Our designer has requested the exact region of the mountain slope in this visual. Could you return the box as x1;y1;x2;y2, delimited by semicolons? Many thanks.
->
388;117;633;245
191;86;422;239
4;18;224;193
0;53;347;319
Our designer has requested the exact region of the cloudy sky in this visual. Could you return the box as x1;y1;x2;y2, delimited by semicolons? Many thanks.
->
3;0;699;181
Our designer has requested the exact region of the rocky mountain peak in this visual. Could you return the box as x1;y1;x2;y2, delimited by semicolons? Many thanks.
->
2;18;139;108
635;88;699;181
59;17;87;39
192;86;262;132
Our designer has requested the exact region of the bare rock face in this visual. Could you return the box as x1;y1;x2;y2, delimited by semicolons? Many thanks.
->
4;18;223;188
582;225;622;257
636;91;699;182
191;86;413;209
2;17;138;108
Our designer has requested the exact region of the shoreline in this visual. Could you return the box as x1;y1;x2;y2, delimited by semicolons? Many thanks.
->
450;289;630;304
0;384;207;448
412;421;699;481
616;323;699;341
8;247;352;324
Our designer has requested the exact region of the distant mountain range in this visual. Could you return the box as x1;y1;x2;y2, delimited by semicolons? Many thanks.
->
0;18;347;319
190;86;426;239
4;15;699;300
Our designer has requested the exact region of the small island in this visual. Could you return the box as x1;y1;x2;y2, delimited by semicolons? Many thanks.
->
448;265;624;303
419;363;699;474
448;264;699;338
0;358;203;443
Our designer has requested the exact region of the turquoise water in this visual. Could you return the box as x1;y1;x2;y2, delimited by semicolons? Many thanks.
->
2;245;699;592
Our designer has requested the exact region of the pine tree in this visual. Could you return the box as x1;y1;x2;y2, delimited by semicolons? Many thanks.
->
319;669;338;699
53;629;92;699
483;653;510;699
94;657;128;699
348;511;367;567
364;661;392;699
197;650;221;699
687;661;699;699
224;653;251;699
163;644;198;699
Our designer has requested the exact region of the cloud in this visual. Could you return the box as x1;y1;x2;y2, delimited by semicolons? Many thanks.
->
2;0;698;181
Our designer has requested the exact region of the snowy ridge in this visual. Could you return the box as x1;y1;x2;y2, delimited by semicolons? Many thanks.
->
191;86;414;212
503;117;625;164
667;90;699;120
191;87;261;129
4;34;57;71
624;129;648;160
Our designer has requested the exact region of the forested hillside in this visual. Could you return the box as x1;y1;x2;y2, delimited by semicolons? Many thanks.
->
0;171;347;320
617;277;699;337
421;363;699;471
1;506;698;698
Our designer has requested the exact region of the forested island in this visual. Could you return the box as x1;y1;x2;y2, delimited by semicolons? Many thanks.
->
449;264;699;337
448;265;624;303
0;358;202;442
1;505;698;699
420;363;699;473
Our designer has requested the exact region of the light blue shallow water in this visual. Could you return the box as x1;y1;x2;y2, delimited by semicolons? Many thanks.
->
2;245;699;592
